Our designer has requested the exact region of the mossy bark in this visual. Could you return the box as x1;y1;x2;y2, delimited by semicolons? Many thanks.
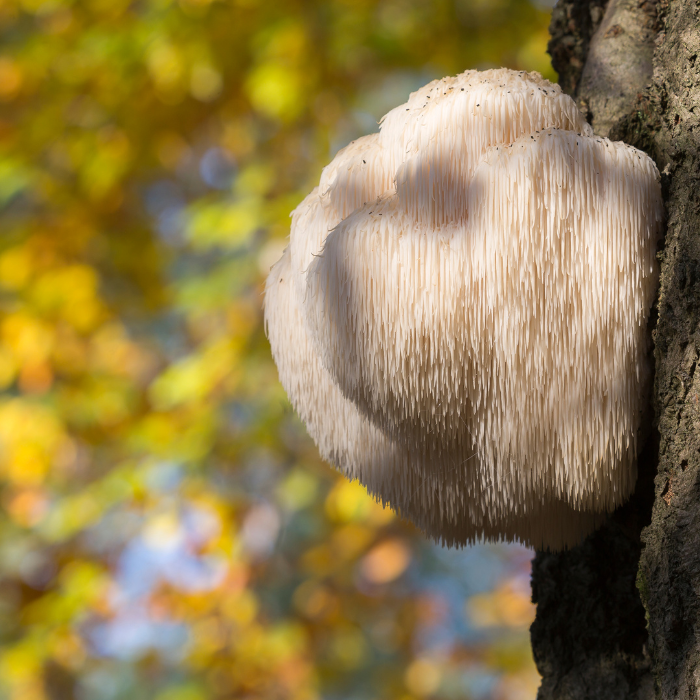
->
532;0;700;697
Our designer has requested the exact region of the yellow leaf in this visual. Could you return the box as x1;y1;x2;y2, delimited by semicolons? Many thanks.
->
245;63;306;122
404;658;442;697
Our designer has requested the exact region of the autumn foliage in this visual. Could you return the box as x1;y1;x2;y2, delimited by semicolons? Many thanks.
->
0;0;555;698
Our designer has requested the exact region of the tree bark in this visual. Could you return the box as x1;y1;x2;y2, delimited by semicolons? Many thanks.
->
532;0;700;697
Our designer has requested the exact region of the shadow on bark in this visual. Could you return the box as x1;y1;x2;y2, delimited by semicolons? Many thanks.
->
531;425;657;699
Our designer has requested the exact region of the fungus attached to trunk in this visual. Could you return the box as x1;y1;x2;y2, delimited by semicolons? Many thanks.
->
264;68;663;551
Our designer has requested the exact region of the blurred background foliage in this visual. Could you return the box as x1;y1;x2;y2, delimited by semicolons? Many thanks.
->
0;0;556;698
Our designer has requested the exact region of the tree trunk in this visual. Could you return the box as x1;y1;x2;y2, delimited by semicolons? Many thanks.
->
532;0;700;697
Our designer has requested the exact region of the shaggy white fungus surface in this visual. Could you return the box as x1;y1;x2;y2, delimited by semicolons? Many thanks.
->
264;68;663;551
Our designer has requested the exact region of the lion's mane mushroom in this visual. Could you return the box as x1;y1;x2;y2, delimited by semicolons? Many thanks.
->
264;68;663;551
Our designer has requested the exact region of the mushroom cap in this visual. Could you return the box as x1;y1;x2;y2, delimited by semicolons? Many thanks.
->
264;68;663;551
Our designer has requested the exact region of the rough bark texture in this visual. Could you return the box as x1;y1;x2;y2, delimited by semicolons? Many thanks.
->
533;0;700;697
548;0;610;96
531;437;657;699
576;0;657;136
637;0;700;693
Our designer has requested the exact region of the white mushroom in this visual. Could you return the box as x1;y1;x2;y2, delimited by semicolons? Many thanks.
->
264;68;663;551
